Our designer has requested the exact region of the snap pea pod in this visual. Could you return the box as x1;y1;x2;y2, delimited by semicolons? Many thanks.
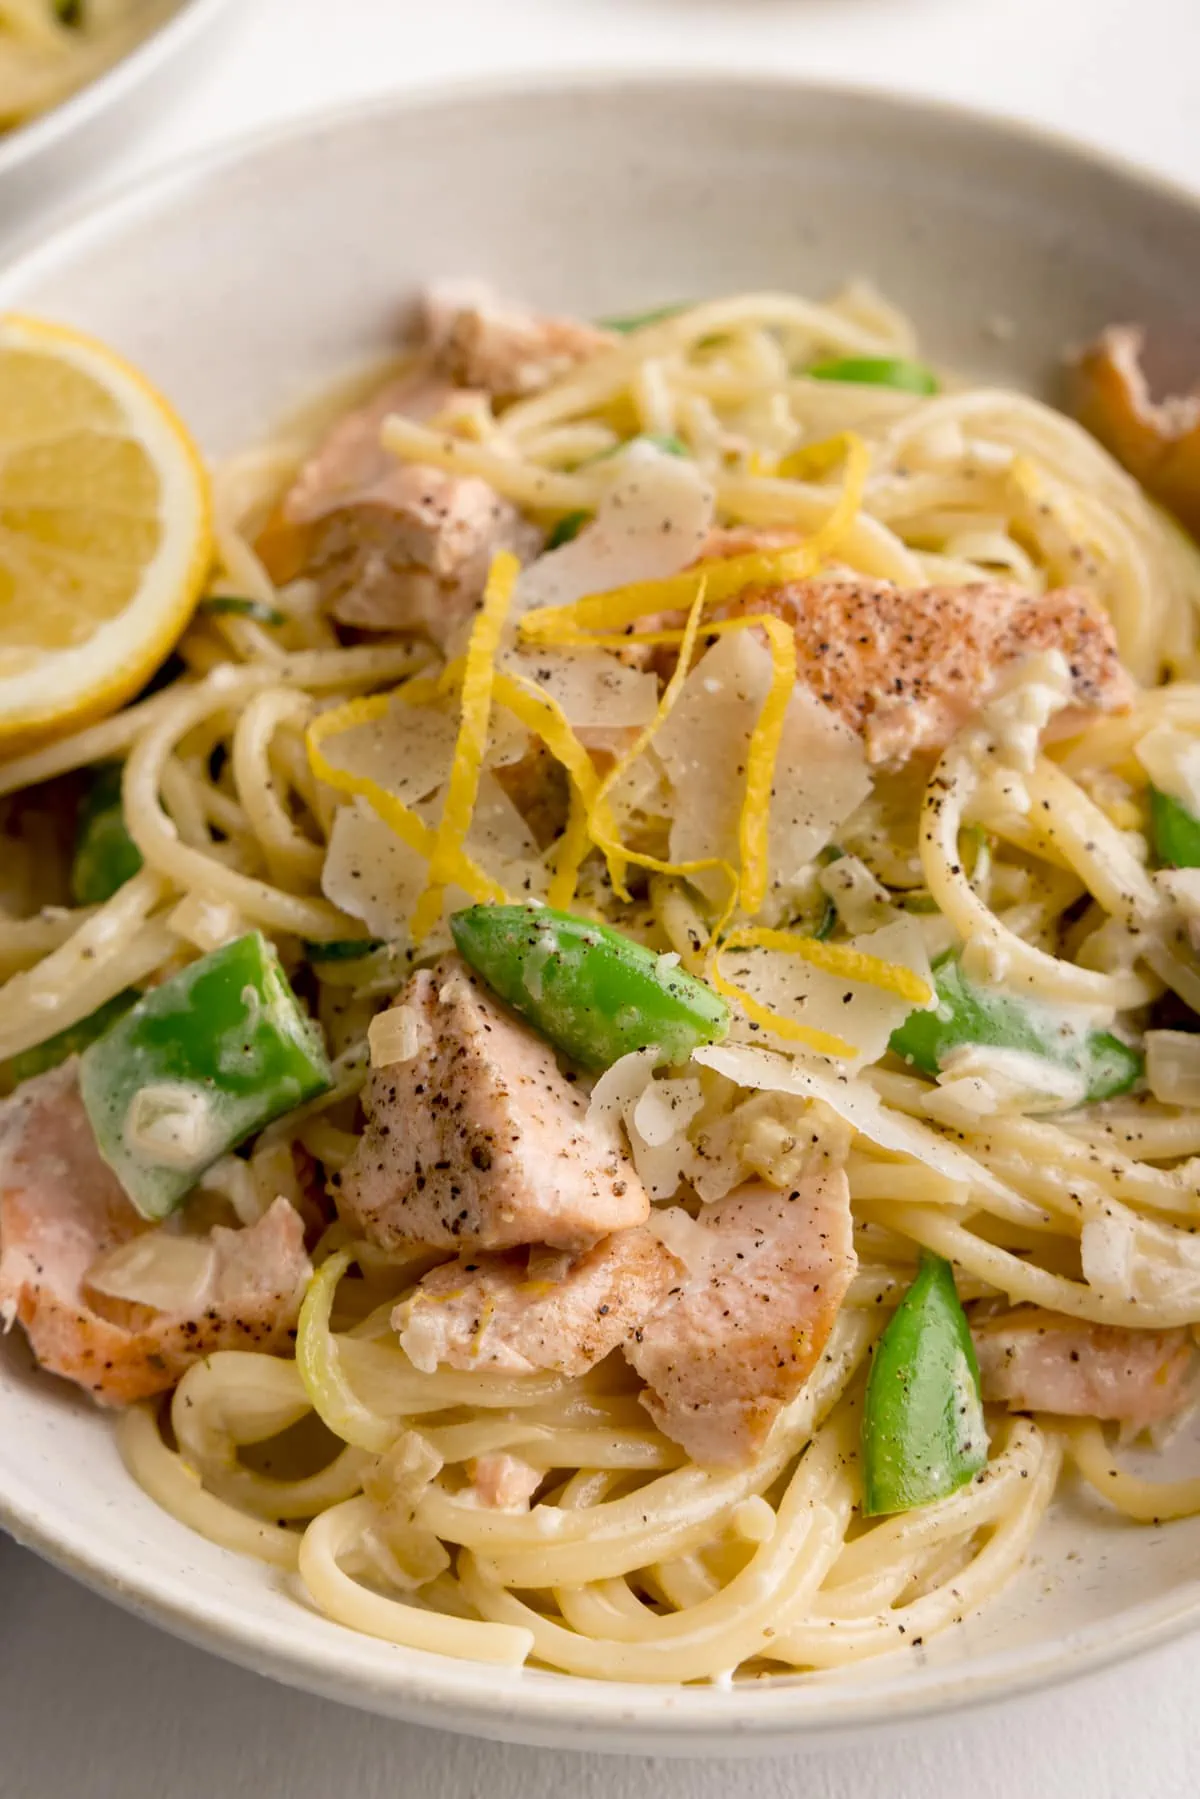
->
201;595;286;627
600;303;687;333
70;763;143;906
1150;786;1200;868
888;951;1141;1103
862;1252;987;1516
545;511;591;551
301;937;387;964
80;931;332;1220
806;356;940;395
7;990;139;1089
450;904;730;1069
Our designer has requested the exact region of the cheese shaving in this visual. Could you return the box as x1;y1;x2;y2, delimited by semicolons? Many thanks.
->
307;696;503;907
409;552;520;942
723;926;935;1007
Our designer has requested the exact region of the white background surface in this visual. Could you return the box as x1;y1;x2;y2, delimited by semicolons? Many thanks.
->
3;0;1200;1793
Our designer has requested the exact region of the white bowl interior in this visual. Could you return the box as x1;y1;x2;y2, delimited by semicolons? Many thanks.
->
3;76;1200;1753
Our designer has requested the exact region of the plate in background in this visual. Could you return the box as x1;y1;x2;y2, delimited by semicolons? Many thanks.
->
0;0;242;217
1;72;1200;1754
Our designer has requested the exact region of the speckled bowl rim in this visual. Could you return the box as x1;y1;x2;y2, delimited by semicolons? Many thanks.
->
2;69;1200;1754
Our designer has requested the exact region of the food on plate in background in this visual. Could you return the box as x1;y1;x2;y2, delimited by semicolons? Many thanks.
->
0;0;174;134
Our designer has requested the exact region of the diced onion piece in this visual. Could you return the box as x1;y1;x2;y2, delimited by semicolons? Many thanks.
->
124;1083;222;1170
1145;1030;1200;1108
643;1204;713;1274
169;894;246;954
369;1005;424;1070
517;442;715;613
85;1231;217;1315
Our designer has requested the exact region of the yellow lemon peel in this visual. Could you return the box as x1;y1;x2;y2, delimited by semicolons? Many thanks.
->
409;551;520;943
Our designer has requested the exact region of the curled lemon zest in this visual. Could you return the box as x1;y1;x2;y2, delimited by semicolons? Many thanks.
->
518;544;817;645
409;551;520;943
706;950;857;1060
775;431;856;483
735;613;796;917
306;695;504;906
490;669;602;912
586;574;711;899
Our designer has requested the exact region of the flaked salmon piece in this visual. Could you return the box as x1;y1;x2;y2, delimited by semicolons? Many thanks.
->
0;1065;310;1408
973;1306;1192;1428
467;1452;543;1510
1072;325;1200;536
625;1171;857;1468
423;282;615;399
394;1226;678;1377
261;371;540;642
712;575;1133;764
337;958;651;1255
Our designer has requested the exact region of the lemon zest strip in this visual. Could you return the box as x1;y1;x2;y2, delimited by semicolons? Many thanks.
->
306;696;505;906
735;613;797;917
409;551;520;943
723;926;935;1006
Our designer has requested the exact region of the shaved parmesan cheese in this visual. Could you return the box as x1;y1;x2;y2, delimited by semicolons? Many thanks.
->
85;1231;217;1315
322;773;547;942
314;694;528;807
655;631;871;905
505;647;658;730
517;443;715;612
720;917;933;1071
323;797;427;938
818;855;895;933
694;1042;1016;1202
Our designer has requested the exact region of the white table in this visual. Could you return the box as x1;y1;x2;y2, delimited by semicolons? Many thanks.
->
4;0;1200;1793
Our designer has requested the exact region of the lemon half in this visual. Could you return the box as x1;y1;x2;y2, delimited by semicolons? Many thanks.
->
0;314;213;750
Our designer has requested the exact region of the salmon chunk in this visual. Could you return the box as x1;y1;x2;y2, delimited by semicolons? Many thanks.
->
423;282;614;399
264;371;540;641
0;1065;310;1407
394;1226;677;1377
973;1307;1192;1428
337;958;651;1255
1072;325;1200;537
626;1171;857;1467
715;576;1134;764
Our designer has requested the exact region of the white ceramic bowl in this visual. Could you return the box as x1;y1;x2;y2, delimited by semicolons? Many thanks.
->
3;75;1200;1755
0;0;241;216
